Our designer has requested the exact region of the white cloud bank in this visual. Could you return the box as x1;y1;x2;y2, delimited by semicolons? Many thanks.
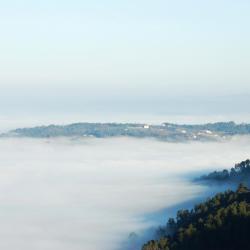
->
0;137;249;250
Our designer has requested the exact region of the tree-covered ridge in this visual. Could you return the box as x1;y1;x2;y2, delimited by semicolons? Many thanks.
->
197;159;250;184
164;121;250;134
142;184;250;250
3;121;250;142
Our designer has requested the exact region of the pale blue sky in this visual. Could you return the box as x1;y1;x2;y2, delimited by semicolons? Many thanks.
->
0;0;249;121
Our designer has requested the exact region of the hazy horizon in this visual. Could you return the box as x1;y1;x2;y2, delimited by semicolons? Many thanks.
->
0;1;250;120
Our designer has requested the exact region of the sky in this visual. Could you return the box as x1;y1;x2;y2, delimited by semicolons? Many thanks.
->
0;0;249;123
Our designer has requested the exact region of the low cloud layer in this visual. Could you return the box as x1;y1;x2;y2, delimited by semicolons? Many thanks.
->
0;136;249;250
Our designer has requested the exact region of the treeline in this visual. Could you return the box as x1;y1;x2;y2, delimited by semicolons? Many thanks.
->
165;121;250;134
142;184;250;250
4;123;176;139
4;121;250;141
197;159;250;184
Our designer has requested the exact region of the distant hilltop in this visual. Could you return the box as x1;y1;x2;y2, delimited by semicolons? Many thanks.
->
2;121;250;142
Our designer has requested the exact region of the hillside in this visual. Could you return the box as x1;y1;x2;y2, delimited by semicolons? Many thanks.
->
197;159;250;185
142;184;250;250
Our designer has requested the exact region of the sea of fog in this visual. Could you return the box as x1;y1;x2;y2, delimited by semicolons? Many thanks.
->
0;136;249;250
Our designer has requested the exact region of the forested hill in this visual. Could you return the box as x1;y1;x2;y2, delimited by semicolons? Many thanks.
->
142;184;250;250
2;121;250;142
197;159;250;184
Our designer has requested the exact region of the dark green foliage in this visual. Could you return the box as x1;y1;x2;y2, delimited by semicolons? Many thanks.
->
142;184;250;250
198;159;250;184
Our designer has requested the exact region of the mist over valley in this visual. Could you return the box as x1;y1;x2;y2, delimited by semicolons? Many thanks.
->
0;136;249;249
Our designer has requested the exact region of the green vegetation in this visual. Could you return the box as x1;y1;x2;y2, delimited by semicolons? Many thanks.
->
165;121;250;135
142;184;250;250
3;121;250;142
198;159;250;184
